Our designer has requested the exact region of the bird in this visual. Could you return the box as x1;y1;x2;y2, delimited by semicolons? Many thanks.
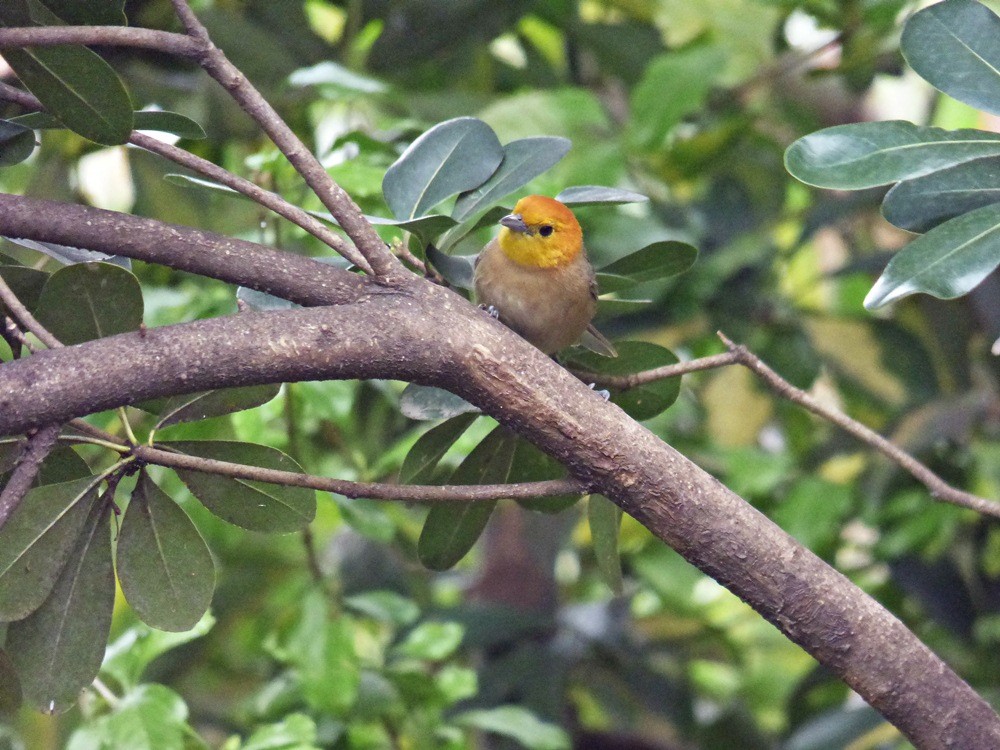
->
473;195;616;357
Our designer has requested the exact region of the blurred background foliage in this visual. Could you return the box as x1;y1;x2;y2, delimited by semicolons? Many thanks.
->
2;0;1000;748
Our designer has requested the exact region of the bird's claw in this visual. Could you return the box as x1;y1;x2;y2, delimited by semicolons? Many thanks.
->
479;304;500;320
588;383;611;401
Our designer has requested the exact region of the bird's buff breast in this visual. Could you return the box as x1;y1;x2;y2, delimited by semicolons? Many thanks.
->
474;241;595;354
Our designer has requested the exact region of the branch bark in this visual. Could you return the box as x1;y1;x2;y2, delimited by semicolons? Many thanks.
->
0;261;997;747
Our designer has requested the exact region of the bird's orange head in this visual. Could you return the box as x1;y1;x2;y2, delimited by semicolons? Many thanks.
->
496;195;583;269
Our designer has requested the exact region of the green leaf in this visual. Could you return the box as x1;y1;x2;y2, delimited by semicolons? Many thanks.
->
242;713;320;750
2;237;130;268
34;262;143;344
330;495;396;543
0;436;23;473
597;240;698;291
785;121;1000;190
0;476;97;621
400;413;478;483
629;45;727;150
453;136;572;221
36;0;126;25
35;445;92;485
133;110;206;140
565;341;680;420
426;244;475;290
0;649;22;718
554;185;649;207
143;384;281;429
100;684;188;750
101;615;215;690
372;213;459;243
344;591;420;627
116;472;215;632
417;427;516;570
163;441;316;533
7;498;114;712
383;117;504;220
882;156;1000;233
285;589;359;716
588;495;623;595
901;0;1000;117
509;438;578;514
0;119;35;166
8;111;62;129
0;44;133;146
454;706;570;750
289;60;387;94
393;621;464;661
0;264;48;316
399;383;479;421
864;202;1000;309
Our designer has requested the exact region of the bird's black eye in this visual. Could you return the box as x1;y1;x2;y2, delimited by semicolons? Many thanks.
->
539;225;554;237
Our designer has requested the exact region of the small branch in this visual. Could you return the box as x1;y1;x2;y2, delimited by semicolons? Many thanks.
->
715;333;1000;520
576;351;740;389
134;444;584;503
0;274;62;349
168;0;401;279
0;423;62;528
0;80;37;109
0;26;200;56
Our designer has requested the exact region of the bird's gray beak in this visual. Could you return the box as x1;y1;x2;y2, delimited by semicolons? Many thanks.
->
499;212;529;233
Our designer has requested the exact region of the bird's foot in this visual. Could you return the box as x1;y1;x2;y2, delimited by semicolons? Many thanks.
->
588;383;611;401
479;304;500;320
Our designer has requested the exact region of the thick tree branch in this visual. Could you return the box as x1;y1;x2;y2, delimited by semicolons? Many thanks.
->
0;279;998;747
168;0;401;280
0;194;365;306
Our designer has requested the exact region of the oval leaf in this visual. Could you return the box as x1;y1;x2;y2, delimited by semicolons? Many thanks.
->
588;494;623;595
565;341;680;420
2;237;130;268
383;117;504;220
453;136;572;221
0;476;97;621
117;472;215;632
163;441;316;533
426;244;475;290
510;437;579;514
400;413;479;484
0;119;35;166
0;265;48;316
455;706;570;750
864;202;1000;309
146;384;281;429
785;121;1000;189
36;0;126;25
0;649;21;718
901;0;1000;117
7;499;114;712
133;110;206;140
882;155;1000;233
554;185;649;206
34;261;143;344
0;45;133;146
417;427;517;571
400;383;479;421
597;240;698;288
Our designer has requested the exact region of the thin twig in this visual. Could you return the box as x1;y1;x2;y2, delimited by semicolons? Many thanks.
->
715;332;1000;519
575;351;741;389
0;26;200;56
168;0;401;279
0;423;61;528
0;274;61;348
134;444;585;502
